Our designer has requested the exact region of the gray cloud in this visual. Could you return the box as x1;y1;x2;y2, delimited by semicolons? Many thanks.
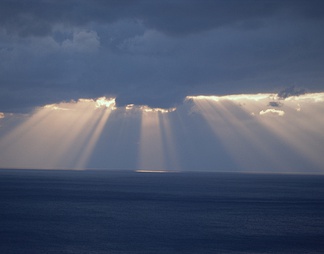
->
2;0;323;37
268;101;282;107
0;0;324;112
278;86;306;99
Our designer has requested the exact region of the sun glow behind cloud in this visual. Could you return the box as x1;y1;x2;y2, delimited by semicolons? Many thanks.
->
0;93;323;172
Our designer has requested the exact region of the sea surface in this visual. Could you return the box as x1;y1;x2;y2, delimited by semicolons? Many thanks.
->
1;169;324;254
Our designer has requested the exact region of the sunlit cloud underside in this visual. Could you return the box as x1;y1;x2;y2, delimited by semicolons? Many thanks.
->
0;93;323;173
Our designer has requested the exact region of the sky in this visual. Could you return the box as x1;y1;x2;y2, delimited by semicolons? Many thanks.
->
0;0;324;172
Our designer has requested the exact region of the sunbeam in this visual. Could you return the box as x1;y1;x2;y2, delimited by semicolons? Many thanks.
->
138;106;176;171
0;97;115;169
255;93;324;171
0;93;323;172
187;93;324;172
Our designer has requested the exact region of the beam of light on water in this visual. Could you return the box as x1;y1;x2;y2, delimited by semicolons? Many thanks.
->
137;106;177;171
43;100;103;168
138;107;166;171
75;107;113;169
135;170;177;173
187;95;273;170
0;93;323;172
0;97;115;169
159;112;180;170
186;93;324;172
254;93;324;170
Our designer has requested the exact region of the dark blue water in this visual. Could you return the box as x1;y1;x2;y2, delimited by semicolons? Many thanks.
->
1;169;324;253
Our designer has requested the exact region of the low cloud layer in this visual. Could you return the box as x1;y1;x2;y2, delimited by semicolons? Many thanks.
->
1;1;324;112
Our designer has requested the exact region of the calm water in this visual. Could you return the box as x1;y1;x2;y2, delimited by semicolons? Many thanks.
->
1;169;324;254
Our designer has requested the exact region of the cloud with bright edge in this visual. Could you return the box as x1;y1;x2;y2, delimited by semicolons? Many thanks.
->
260;109;285;116
0;92;323;173
1;1;324;112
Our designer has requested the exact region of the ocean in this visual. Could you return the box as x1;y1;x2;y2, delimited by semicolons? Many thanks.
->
1;169;324;254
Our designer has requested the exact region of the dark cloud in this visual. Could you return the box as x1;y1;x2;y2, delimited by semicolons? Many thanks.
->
268;101;282;107
0;0;324;112
1;0;323;37
278;86;306;99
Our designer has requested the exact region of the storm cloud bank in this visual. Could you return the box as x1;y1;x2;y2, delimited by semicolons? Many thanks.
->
1;0;324;112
